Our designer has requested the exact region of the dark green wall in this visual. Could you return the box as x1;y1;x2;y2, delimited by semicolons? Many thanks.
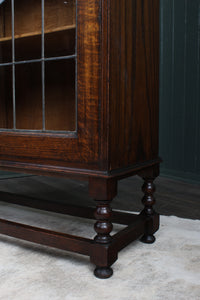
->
159;0;200;183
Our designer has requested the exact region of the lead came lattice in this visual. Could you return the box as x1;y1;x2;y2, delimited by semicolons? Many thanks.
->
0;0;77;132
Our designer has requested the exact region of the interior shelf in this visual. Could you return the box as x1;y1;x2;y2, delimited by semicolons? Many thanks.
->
0;0;76;131
0;24;76;43
0;24;76;62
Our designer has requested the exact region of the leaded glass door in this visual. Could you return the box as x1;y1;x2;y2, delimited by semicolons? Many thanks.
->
0;0;101;172
0;0;76;132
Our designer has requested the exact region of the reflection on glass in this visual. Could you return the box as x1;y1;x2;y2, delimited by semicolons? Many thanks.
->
0;65;13;128
44;0;76;58
45;59;75;131
0;0;12;63
15;0;42;61
15;63;42;129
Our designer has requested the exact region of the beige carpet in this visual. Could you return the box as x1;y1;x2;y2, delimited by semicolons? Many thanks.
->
0;202;199;300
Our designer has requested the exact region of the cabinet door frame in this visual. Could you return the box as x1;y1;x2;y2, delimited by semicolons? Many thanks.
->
0;0;108;176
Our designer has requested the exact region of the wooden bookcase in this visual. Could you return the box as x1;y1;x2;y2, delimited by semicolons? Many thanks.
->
0;0;161;279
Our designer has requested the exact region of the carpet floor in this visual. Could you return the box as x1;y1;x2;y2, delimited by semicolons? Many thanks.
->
0;202;199;300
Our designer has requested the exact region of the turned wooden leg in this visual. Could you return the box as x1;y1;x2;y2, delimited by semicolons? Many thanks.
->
140;177;157;244
89;178;117;279
94;200;113;244
93;199;113;278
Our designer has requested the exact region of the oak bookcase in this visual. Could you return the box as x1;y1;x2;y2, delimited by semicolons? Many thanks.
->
0;0;160;278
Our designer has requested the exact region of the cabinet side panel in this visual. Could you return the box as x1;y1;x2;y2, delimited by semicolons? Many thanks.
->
109;0;160;170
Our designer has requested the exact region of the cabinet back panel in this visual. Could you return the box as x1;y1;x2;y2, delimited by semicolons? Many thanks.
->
0;0;12;39
45;59;75;131
0;1;12;63
0;66;13;128
44;0;76;32
0;0;75;38
15;62;43;130
0;0;76;132
14;60;75;131
109;0;160;170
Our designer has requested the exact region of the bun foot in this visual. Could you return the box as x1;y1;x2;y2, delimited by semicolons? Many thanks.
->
140;234;156;244
94;267;113;279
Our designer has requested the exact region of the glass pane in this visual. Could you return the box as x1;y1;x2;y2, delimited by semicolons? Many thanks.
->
0;65;13;128
0;0;77;133
15;63;42;129
0;0;12;63
44;0;76;58
45;59;75;131
15;0;42;61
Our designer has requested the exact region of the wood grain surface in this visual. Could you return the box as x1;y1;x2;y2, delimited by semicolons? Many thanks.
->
109;0;160;170
0;0;160;177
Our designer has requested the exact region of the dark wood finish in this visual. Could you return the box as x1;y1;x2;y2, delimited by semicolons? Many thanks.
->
112;217;146;252
0;0;101;170
1;175;199;221
0;191;139;225
0;0;160;278
0;218;92;256
0;158;161;180
94;267;113;279
90;178;117;245
45;59;75;131
0;0;75;38
89;177;117;200
109;0;160;170
90;178;116;276
0;196;159;279
0;0;160;174
140;176;159;243
94;200;113;244
15;62;43;130
0;66;13;128
14;27;76;60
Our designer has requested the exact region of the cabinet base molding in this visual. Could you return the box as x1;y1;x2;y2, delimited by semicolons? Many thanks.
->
0;158;162;179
